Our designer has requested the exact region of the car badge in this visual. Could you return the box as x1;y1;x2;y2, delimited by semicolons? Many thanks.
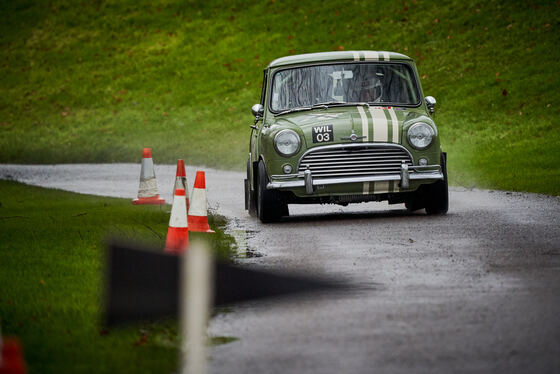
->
341;130;366;142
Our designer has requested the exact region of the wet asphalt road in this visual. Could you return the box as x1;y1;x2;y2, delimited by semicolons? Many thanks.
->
1;164;559;374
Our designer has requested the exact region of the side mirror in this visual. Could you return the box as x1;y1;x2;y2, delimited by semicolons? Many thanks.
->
425;96;436;114
251;104;264;118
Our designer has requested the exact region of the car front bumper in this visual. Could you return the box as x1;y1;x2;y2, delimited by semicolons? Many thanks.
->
267;163;443;195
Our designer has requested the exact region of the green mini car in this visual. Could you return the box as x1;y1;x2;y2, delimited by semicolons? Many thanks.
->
245;51;448;223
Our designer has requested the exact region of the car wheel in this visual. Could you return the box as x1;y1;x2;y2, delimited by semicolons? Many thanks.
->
246;159;257;217
425;153;449;215
405;198;423;212
257;160;288;223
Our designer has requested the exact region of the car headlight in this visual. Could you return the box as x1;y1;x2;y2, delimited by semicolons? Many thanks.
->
407;122;435;150
274;129;301;157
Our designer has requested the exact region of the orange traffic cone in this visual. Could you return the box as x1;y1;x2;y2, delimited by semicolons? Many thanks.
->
132;148;165;205
188;171;215;233
0;337;27;374
165;188;189;254
172;159;190;212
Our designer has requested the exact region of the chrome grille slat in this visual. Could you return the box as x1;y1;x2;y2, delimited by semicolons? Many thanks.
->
313;170;401;177
309;162;405;169
304;151;403;159
299;144;413;179
304;159;406;166
312;167;403;173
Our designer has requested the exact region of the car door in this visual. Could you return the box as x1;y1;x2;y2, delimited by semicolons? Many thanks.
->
249;69;268;184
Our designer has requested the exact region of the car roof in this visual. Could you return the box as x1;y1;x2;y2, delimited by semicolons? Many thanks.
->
268;51;413;68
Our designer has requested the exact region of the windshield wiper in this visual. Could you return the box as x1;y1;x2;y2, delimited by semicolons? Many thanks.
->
276;101;368;116
313;101;373;109
275;103;341;116
276;106;313;116
311;101;346;109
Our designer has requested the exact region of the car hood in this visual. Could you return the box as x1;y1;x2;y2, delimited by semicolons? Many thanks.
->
271;106;426;149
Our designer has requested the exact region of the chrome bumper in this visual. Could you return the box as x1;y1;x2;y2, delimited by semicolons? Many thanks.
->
267;163;443;194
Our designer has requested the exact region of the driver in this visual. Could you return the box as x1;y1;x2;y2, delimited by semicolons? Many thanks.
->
359;77;383;103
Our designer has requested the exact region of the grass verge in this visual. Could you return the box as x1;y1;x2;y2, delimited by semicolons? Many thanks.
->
0;180;236;373
0;0;558;194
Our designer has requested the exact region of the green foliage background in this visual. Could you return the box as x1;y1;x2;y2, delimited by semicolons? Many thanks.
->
0;0;558;194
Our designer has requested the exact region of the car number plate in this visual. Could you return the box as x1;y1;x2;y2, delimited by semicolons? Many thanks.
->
312;124;333;143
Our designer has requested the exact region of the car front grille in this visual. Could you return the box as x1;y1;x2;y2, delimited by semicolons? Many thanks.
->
298;144;413;178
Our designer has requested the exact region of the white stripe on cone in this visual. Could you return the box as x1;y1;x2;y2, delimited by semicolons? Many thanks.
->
137;157;160;198
138;178;159;198
140;157;156;180
170;194;188;228
189;187;207;217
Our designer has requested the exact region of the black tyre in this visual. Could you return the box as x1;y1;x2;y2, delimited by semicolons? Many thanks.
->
246;159;257;217
425;153;449;215
405;198;424;212
256;160;288;223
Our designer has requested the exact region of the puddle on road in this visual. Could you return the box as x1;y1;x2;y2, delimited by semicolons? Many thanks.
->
229;229;264;259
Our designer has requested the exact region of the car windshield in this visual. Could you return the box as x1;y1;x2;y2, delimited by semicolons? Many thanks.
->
270;62;420;112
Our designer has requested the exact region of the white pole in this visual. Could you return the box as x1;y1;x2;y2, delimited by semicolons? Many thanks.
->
180;240;213;374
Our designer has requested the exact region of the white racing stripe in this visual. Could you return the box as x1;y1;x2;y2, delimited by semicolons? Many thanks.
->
363;181;370;195
388;108;399;143
374;181;389;194
368;107;388;142
363;51;379;61
357;106;369;141
189;188;208;216
382;51;390;61
352;51;360;61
